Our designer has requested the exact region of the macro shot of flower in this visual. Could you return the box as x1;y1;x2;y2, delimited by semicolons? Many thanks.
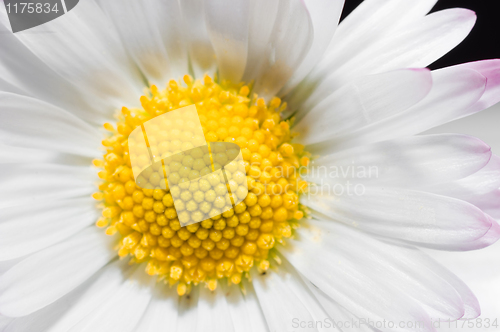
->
0;0;499;331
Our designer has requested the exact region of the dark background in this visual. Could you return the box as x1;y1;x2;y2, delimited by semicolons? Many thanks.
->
341;0;500;70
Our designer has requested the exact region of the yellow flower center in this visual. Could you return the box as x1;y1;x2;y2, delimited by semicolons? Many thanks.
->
94;74;309;295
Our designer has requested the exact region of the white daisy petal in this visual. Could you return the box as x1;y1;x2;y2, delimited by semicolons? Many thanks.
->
176;287;200;332
321;0;439;72
68;266;154;332
0;77;24;95
0;23;111;125
425;155;500;201
0;0;143;110
279;0;345;95
0;227;116;317
0;259;22;276
305;134;492;188
311;66;486;153
282;221;472;327
302;279;378;332
180;0;217;78
97;0;188;85
0;164;96;209
284;0;438;112
293;68;432;144
241;0;279;82
0;93;100;157
222;283;268;332
0;198;97;261
0;145;60;164
205;0;249;83
250;267;319;332
0;315;13;330
338;8;476;81
297;8;476;113
302;187;497;250
196;285;235;332
279;258;339;332
2;259;133;332
132;284;179;332
251;0;313;99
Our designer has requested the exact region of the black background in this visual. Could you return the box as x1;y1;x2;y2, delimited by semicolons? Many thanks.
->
341;0;500;70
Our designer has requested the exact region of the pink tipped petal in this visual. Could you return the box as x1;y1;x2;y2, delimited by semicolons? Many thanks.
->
294;68;432;145
311;66;486;153
305;134;492;188
472;190;500;219
458;216;500;251
456;59;500;113
301;188;494;250
292;7;476;113
426;155;500;201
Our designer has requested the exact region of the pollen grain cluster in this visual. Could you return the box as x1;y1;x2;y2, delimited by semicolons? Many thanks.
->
94;75;309;295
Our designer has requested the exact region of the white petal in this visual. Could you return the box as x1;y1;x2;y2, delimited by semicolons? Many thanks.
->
68;265;154;332
312;67;486;153
305;134;492;188
285;0;436;111
0;198;97;261
0;145;59;164
242;0;279;83
340;8;476;82
321;0;439;74
0;259;22;276
302;279;377;332
423;243;500;322
293;68;432;144
0;164;96;209
276;258;336;332
425;155;500;201
0;22;111;125
132;284;179;332
296;8;476;113
0;1;143;110
180;0;216;78
0;77;24;95
0;227;116;317
302;187;495;250
282;220;472;328
97;0;188;85
279;0;344;95
176;287;199;332
0;315;13;330
250;268;319;332
205;0;249;83
196;286;235;332
222;283;268;332
0;93;101;157
251;0;313;99
3;259;133;332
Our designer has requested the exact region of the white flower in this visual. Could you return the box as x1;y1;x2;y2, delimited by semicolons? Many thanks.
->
0;0;499;332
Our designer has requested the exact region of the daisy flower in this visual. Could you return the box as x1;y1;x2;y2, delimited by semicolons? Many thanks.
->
1;0;500;331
